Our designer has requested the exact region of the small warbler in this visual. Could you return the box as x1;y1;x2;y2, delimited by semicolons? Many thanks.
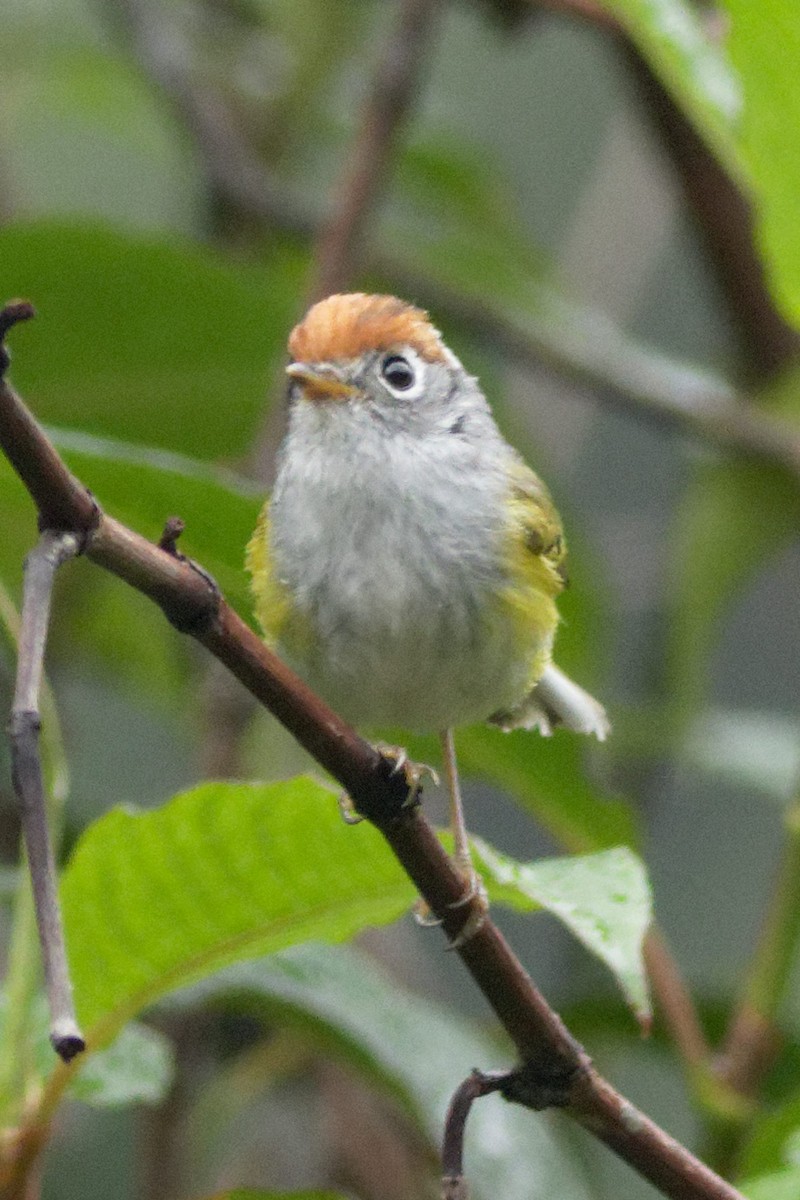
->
247;294;608;928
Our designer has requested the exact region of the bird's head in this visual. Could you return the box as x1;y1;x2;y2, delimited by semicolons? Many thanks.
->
285;293;479;436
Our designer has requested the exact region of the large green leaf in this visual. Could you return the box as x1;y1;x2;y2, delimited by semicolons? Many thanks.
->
0;221;304;459
54;427;262;617
0;426;263;695
605;0;742;180
173;944;596;1200
473;841;651;1020
720;0;800;328
60;778;414;1045
60;777;647;1057
2;993;174;1109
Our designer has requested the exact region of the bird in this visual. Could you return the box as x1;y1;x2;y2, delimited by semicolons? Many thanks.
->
247;292;609;935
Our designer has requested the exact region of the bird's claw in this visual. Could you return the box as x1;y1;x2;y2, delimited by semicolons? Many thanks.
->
374;742;439;806
412;897;443;929
337;792;364;825
413;864;490;949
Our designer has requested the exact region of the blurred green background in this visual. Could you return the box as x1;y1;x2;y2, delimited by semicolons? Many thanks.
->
1;1;800;1199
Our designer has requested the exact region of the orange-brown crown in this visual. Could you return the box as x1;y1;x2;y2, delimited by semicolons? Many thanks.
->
288;293;448;365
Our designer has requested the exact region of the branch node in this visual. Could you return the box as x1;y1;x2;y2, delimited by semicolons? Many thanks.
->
0;301;36;374
158;516;186;556
160;556;221;637
501;1050;589;1110
441;1068;507;1198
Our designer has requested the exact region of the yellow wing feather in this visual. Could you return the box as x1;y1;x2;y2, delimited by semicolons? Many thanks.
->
497;456;565;687
245;503;292;648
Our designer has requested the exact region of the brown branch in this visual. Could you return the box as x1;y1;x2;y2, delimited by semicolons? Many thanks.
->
644;927;710;1070
441;1070;508;1199
308;0;444;301
625;41;800;381
0;306;749;1200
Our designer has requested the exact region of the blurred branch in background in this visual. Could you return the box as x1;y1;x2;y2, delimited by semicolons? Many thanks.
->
307;0;444;302
109;0;800;481
626;44;800;381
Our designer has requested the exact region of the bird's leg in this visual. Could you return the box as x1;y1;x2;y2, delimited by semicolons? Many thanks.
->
441;727;472;878
438;729;489;946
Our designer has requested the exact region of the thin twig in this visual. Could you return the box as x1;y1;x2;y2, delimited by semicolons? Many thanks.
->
0;305;749;1200
644;927;710;1070
441;1069;507;1199
626;41;800;380
308;0;444;301
9;530;84;1061
715;796;800;1101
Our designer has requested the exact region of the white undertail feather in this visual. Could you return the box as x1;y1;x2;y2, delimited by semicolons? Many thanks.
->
493;664;610;740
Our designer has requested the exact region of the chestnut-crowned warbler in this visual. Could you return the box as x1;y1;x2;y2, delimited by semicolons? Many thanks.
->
247;293;609;927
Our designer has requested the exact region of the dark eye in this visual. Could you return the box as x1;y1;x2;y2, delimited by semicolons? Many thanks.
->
380;354;415;391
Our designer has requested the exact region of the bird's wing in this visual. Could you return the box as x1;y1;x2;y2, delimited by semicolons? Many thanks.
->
245;502;292;647
506;455;568;596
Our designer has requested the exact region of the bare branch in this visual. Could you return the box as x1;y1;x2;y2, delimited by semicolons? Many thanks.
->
644;927;711;1069
10;530;84;1061
0;305;750;1200
626;42;800;380
441;1070;507;1199
309;0;444;301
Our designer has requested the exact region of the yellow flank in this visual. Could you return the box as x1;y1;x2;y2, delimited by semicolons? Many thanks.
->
496;458;566;690
245;503;299;650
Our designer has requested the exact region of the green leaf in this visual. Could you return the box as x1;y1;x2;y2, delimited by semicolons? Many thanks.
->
720;0;800;327
61;773;646;1059
67;1021;173;1107
53;427;262;618
472;842;652;1019
605;0;742;180
0;221;305;459
392;137;545;309
739;1095;800;1180
173;943;596;1200
741;1166;800;1200
61;778;415;1046
7;993;173;1109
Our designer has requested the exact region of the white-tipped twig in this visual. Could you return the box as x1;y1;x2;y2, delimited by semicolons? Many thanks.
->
9;530;84;1061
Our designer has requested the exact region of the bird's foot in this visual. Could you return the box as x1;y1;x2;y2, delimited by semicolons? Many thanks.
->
413;858;490;947
337;745;438;826
446;857;489;949
374;742;439;806
337;792;364;825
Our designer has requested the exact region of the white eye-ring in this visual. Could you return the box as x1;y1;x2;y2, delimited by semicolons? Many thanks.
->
376;348;426;400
